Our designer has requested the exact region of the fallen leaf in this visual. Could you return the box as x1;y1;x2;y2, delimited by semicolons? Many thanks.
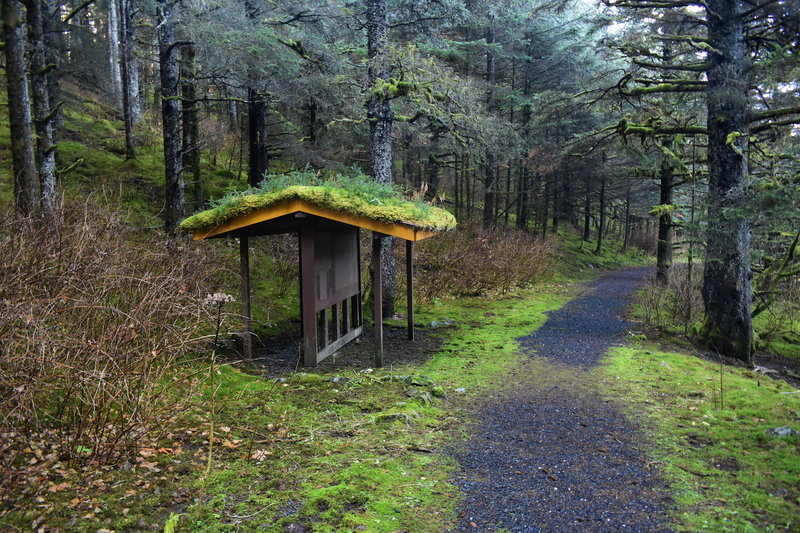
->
69;497;81;508
251;449;273;461
48;482;71;493
548;474;558;481
596;448;608;453
219;426;231;433
139;448;156;458
470;522;478;528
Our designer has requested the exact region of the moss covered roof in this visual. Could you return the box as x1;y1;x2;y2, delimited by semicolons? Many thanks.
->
180;183;456;239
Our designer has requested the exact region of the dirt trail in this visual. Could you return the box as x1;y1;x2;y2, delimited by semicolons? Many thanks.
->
452;267;674;532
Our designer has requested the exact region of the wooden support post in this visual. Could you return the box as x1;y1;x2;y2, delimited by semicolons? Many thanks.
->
406;240;414;341
300;222;318;366
373;234;383;367
240;235;252;360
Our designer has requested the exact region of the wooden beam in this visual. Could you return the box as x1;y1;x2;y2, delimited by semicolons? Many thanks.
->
373;234;383;368
239;235;252;360
406;240;414;341
300;222;318;366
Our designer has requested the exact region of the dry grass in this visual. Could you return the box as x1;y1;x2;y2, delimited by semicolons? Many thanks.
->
414;224;556;300
0;201;225;473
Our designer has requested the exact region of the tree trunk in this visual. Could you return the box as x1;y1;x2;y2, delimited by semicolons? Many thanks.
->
43;0;63;132
124;0;141;123
595;174;606;254
157;0;184;234
119;0;135;157
247;88;269;187
26;0;58;212
181;44;202;211
701;0;753;364
367;0;396;318
582;174;592;241
107;0;122;106
3;0;40;216
622;184;631;251
482;24;497;229
656;140;674;284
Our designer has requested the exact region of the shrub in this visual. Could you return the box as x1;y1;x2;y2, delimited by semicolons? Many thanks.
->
0;202;224;470
413;224;556;301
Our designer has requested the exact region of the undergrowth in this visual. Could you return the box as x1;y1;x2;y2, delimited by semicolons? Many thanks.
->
0;201;225;473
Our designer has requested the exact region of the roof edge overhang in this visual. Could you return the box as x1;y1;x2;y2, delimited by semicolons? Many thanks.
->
191;198;438;242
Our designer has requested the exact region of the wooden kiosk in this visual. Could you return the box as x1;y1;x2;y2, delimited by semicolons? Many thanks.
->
182;185;455;367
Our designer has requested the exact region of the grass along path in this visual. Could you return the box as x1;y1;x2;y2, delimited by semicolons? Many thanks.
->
0;280;575;532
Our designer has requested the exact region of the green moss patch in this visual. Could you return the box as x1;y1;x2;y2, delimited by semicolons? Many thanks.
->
180;170;457;234
601;344;800;531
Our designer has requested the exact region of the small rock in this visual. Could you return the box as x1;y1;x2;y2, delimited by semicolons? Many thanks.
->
454;387;466;393
766;426;795;437
431;386;446;398
331;376;352;384
376;413;411;423
659;361;671;369
429;318;455;328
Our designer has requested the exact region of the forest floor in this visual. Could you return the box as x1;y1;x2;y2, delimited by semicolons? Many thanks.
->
451;267;675;532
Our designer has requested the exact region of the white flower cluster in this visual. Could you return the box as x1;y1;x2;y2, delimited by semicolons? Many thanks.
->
202;292;236;308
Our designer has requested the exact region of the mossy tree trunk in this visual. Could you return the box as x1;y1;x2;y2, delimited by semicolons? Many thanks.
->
3;0;40;217
482;22;497;230
367;0;396;317
119;0;136;158
26;0;58;213
245;0;269;187
701;0;754;365
656;138;674;285
107;0;122;106
594;173;606;254
181;43;202;212
158;0;184;235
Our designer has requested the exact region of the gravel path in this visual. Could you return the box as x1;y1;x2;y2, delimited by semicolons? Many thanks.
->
452;267;674;532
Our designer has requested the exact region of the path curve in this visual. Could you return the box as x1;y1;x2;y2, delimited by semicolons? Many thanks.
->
452;267;673;532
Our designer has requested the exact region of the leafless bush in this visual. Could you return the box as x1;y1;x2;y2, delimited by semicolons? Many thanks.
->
0;202;225;468
635;264;703;332
413;224;556;301
628;223;657;255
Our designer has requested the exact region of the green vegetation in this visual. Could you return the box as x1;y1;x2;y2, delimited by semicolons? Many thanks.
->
180;171;457;234
602;344;799;531
0;271;574;531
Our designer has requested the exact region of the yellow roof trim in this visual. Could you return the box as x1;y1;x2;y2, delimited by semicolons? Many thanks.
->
192;198;439;241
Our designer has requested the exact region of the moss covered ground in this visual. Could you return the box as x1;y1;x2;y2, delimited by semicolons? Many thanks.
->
601;344;799;531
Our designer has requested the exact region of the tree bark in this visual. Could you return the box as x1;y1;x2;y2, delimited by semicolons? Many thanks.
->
582;174;592;241
43;0;63;132
3;0;40;216
482;23;497;229
158;0;184;234
656;139;674;284
367;0;396;318
107;0;123;106
595;173;606;254
26;0;58;212
123;0;141;123
119;0;135;158
701;0;753;364
181;44;202;211
245;0;268;187
247;88;269;187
